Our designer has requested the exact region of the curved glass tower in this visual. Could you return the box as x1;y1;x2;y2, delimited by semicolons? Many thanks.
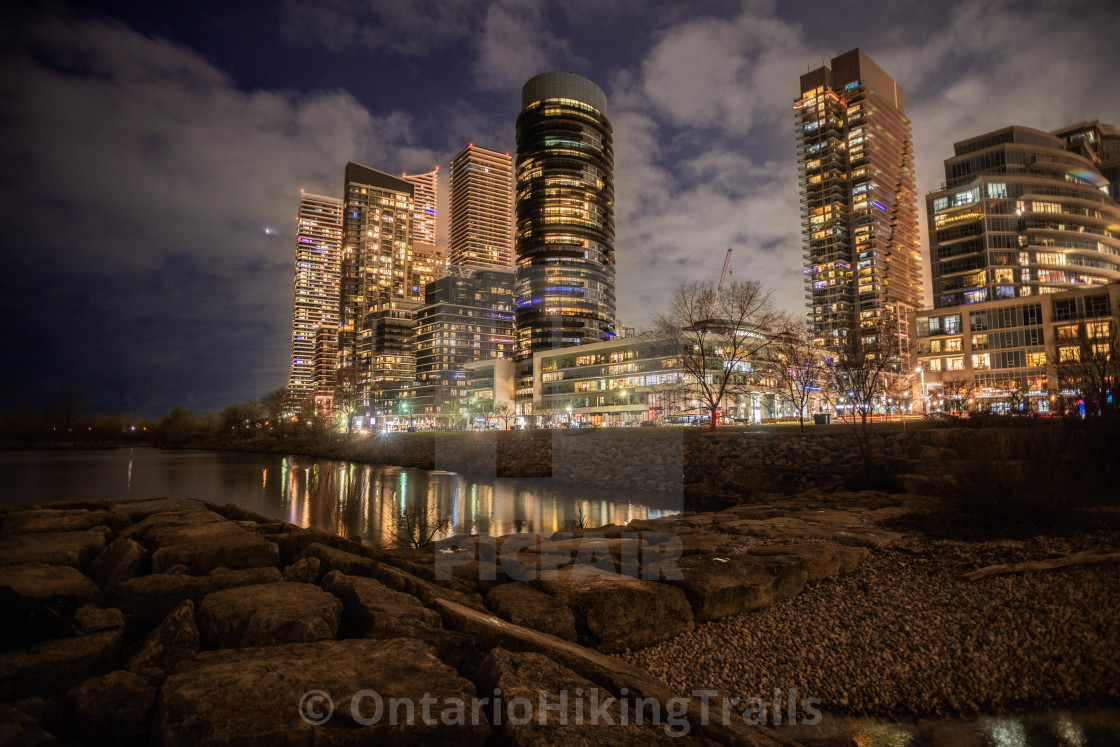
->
514;72;615;360
927;124;1120;307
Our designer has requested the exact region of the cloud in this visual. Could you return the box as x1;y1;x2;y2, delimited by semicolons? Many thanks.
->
611;0;1120;328
277;0;481;56
0;15;435;414
639;8;811;135
473;0;572;93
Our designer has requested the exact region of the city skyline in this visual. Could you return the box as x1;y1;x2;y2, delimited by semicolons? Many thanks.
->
2;1;1118;414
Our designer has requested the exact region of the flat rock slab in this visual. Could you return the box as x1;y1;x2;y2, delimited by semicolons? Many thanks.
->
485;581;578;642
112;567;282;632
197;582;341;649
478;648;681;745
120;509;227;548
148;522;279;575
0;528;110;569
2;509;126;536
0;605;125;699
745;542;868;581
155;637;489;746
668;555;807;622
320;571;441;639
532;568;694;653
110;498;207;523
365;559;488;613
1;562;100;603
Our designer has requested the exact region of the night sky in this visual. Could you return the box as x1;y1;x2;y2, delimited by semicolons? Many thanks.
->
1;0;1117;416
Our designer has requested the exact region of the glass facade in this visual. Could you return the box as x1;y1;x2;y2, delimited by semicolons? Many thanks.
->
795;49;922;360
287;193;342;404
450;145;513;269
338;162;417;409
514;72;616;364
926;124;1120;308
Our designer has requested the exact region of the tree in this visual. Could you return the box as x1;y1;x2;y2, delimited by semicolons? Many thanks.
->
392;503;452;549
1052;315;1120;416
260;387;289;440
333;368;363;435
52;385;84;432
883;367;917;418
822;318;903;472
493;400;516;430
763;323;823;433
160;406;198;444
655;280;789;430
938;372;976;416
533;402;557;429
219;400;263;439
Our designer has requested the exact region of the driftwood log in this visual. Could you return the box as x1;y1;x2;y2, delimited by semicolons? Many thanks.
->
963;551;1120;581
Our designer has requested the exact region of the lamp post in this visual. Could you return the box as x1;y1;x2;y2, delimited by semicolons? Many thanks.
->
915;365;928;414
566;404;573;426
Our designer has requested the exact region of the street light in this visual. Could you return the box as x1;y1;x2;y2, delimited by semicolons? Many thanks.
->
915;365;928;413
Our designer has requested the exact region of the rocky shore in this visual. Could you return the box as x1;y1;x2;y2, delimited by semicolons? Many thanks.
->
4;495;873;745
3;427;1117;744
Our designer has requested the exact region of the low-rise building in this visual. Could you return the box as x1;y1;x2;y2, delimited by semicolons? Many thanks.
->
910;284;1119;412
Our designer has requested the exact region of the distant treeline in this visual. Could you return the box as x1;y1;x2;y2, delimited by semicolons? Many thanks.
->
0;386;325;447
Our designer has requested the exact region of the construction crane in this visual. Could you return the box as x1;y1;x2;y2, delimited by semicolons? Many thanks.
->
717;247;732;294
710;247;732;317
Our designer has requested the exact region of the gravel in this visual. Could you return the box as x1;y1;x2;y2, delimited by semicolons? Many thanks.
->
619;531;1120;719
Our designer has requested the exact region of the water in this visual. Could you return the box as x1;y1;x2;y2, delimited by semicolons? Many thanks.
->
0;448;680;545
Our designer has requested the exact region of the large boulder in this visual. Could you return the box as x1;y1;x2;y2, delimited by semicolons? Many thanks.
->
119;509;226;547
532;568;694;653
485;582;578;642
1;562;99;603
668;555;807;622
0;605;125;699
124;600;200;681
365;559;488;612
281;556;320;583
148;523;279;575
196;582;341;649
0;528;110;569
88;538;149;589
319;571;440;639
66;670;157;746
112;567;281;632
0;697;56;747
478;648;677;745
293;542;378;577
110;498;207;523
154;637;489;745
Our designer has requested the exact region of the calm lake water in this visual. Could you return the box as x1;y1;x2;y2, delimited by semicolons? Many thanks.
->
0;447;681;545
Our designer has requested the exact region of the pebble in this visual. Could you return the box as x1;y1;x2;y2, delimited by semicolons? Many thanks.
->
619;530;1120;718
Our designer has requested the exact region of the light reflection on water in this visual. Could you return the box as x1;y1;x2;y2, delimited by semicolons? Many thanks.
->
0;448;680;544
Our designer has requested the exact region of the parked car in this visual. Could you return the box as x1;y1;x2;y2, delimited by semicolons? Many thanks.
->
578;422;599;429
639;421;659;427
